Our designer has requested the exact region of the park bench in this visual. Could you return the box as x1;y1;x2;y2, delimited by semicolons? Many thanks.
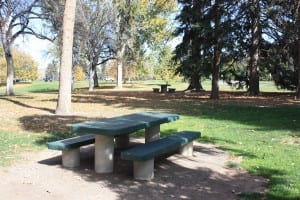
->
168;88;176;93
47;134;95;168
121;131;200;180
152;88;160;93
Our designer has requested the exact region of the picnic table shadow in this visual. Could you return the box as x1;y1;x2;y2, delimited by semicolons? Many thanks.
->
38;141;267;200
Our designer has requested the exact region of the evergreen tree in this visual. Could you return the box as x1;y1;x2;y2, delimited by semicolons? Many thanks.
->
265;0;300;99
173;0;211;92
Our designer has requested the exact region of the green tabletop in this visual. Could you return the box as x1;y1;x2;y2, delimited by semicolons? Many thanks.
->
72;112;179;136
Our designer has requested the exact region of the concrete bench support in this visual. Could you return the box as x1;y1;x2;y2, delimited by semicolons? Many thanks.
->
178;141;194;156
121;131;200;180
47;134;95;168
62;149;80;168
133;159;154;180
168;88;176;93
95;135;115;173
152;88;160;93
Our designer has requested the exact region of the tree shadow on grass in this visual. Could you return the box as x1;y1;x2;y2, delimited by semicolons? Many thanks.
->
244;167;300;200
69;90;300;134
38;142;267;200
0;96;55;113
18;114;99;145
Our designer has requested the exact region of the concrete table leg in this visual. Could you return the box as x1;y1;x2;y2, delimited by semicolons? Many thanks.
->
133;159;154;180
62;149;80;168
95;135;114;173
145;125;160;143
161;85;168;93
115;135;130;149
179;141;194;156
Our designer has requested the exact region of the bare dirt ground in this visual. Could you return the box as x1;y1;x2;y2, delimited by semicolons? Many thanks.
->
1;90;298;200
0;141;267;200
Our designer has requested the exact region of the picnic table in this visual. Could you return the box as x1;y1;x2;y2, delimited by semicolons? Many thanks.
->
71;112;179;173
159;84;170;93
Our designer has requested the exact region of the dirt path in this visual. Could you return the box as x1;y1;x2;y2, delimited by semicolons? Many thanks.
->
0;141;267;200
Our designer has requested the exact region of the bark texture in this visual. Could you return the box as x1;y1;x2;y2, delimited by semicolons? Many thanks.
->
56;0;77;115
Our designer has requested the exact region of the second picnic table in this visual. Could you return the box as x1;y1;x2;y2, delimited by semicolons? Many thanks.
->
71;112;179;173
159;84;170;93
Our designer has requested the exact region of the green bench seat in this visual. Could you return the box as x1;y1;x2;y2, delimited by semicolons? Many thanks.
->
152;88;160;93
47;134;95;168
121;131;200;180
168;88;176;93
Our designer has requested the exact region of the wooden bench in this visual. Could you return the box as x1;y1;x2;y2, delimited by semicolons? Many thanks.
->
121;131;200;180
152;88;160;93
168;88;176;93
47;134;95;168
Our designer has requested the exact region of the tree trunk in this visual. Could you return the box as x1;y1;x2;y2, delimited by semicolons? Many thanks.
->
94;68;99;88
89;63;95;91
295;2;300;100
4;45;15;96
117;44;125;89
211;0;221;100
296;57;300;99
248;0;260;96
71;66;75;91
55;0;77;115
117;61;123;89
185;76;204;92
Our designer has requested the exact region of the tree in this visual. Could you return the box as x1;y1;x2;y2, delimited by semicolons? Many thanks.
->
268;0;300;99
233;0;279;95
136;0;177;81
0;0;46;95
73;65;86;81
55;0;77;115
174;0;214;92
211;0;222;99
13;49;39;81
113;0;177;88
0;49;6;82
114;0;137;89
42;0;116;92
0;48;39;81
77;0;116;91
296;1;300;99
45;60;59;81
248;0;261;96
154;46;179;84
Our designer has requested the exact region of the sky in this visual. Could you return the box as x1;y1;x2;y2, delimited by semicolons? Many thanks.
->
15;35;53;74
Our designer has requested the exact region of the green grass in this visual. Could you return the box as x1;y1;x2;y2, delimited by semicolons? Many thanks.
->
0;79;290;94
0;80;299;199
159;103;300;200
0;131;45;166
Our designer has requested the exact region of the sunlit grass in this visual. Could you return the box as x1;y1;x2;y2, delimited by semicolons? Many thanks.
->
159;104;300;200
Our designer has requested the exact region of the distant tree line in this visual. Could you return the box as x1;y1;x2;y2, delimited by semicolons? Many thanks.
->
41;0;177;91
0;0;176;96
1;0;299;101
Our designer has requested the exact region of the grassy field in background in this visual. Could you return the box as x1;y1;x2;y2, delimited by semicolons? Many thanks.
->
0;80;299;199
0;79;290;94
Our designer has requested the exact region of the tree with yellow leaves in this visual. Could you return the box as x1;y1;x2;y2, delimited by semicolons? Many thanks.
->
0;48;38;82
73;65;86;81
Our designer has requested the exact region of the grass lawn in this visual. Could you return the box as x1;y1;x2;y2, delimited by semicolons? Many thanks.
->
0;80;299;199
